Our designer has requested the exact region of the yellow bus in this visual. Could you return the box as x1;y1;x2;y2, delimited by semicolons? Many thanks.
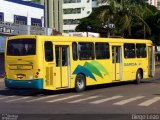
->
4;35;155;92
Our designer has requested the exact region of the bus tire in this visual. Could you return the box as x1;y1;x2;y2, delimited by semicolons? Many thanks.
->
75;74;86;92
135;70;142;84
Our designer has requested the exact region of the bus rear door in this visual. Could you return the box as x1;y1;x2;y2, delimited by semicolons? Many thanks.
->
55;46;70;89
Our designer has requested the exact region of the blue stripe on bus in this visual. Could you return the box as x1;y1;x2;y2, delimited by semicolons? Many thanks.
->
4;78;43;89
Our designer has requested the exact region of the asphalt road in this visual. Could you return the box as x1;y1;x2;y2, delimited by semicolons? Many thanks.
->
0;67;159;120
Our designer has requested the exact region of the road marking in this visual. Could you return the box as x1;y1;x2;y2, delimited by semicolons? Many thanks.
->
6;97;30;103
26;94;61;102
0;96;16;100
90;95;123;104
114;96;145;105
47;94;83;103
138;97;160;107
68;96;99;103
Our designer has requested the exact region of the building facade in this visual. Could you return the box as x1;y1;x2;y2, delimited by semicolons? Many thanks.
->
44;0;97;33
45;0;160;34
63;0;97;33
0;0;45;36
44;0;63;33
146;0;157;7
157;0;160;9
0;0;44;77
0;0;45;50
23;0;44;5
0;0;44;27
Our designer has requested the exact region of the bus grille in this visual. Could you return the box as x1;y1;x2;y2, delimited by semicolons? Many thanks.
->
46;67;53;86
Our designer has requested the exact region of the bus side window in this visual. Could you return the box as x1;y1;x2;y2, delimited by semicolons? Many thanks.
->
44;41;53;62
95;42;110;59
78;42;94;60
62;47;68;66
72;42;78;60
124;43;135;58
136;44;146;58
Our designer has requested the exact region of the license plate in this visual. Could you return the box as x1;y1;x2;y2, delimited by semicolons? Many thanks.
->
17;74;25;79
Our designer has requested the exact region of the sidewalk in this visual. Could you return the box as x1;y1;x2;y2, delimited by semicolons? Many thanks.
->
0;78;4;82
153;66;160;80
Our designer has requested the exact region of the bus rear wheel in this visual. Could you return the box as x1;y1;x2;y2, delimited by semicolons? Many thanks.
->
75;74;86;92
135;70;142;84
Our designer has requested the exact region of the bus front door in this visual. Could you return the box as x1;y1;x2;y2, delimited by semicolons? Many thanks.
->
148;46;155;77
55;46;70;88
112;46;122;81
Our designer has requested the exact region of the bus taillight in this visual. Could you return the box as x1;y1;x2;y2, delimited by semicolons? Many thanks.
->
36;72;39;75
35;69;40;78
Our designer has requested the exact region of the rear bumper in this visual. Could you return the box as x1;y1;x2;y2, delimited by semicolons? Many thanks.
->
4;78;43;89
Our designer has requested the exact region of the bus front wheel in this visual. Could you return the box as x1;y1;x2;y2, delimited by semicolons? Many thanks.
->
75;74;86;92
135;70;142;84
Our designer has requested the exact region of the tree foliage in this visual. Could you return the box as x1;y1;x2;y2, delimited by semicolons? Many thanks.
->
76;1;160;44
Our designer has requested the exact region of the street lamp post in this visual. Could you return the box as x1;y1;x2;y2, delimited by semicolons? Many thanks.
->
87;26;91;37
103;18;115;38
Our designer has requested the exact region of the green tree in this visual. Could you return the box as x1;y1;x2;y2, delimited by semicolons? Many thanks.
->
146;10;160;45
76;6;110;36
77;0;151;38
76;1;160;44
102;0;151;37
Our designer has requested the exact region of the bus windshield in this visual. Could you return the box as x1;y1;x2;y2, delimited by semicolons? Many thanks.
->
7;39;36;56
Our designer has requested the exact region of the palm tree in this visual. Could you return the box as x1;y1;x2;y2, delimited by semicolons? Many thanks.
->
97;0;151;38
131;1;152;38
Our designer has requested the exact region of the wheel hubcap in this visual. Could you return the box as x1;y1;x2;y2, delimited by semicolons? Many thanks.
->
77;79;84;89
138;73;141;80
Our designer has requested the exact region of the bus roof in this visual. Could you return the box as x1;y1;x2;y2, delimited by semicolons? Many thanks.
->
7;35;153;44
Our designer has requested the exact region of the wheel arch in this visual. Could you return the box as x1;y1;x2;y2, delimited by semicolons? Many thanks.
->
75;73;86;81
